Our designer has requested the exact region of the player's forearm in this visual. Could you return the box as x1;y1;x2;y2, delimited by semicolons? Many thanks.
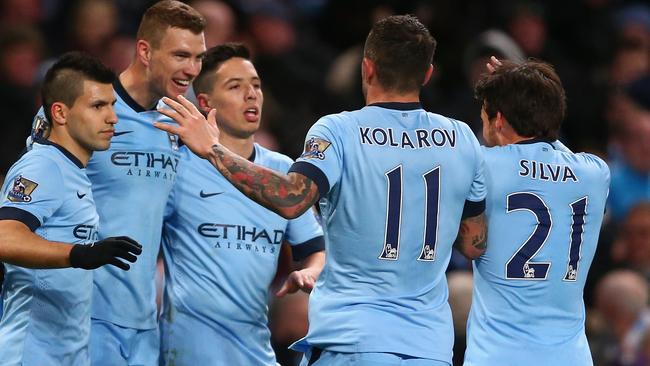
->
206;144;319;219
0;220;72;268
299;250;325;276
454;213;487;260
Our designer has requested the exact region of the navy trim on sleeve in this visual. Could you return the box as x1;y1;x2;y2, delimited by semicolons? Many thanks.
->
289;162;330;199
292;236;325;261
0;207;41;231
462;199;486;219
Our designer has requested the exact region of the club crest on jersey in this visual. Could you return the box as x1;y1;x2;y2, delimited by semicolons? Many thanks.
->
8;175;38;202
301;137;331;160
168;133;179;151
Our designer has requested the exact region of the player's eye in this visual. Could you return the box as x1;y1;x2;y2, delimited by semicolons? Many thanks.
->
229;84;240;90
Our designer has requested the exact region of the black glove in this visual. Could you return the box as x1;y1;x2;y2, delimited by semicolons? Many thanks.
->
69;236;143;270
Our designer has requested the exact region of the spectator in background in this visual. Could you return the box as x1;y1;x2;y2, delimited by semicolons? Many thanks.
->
443;29;524;136
67;0;118;57
189;0;239;47
611;202;650;277
592;270;650;366
608;75;650;222
0;26;43;175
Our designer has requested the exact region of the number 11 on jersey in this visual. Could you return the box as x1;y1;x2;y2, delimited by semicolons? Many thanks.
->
379;165;440;262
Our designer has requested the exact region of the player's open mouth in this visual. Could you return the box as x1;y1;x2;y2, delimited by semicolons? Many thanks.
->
244;107;259;122
173;79;190;88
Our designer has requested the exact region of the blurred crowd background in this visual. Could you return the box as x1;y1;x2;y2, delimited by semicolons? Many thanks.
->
1;0;650;365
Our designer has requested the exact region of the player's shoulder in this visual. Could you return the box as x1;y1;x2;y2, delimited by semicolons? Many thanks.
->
314;110;357;129
6;144;66;186
253;143;294;171
570;152;610;181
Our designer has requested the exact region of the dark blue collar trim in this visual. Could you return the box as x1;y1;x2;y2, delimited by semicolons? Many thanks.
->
38;138;85;169
113;79;156;113
515;137;556;148
248;146;256;162
368;102;422;111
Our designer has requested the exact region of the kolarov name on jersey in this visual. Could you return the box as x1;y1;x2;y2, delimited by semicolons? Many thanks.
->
359;126;456;149
519;159;578;183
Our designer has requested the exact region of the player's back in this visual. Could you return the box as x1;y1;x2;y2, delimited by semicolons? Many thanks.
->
465;139;610;365
296;103;485;362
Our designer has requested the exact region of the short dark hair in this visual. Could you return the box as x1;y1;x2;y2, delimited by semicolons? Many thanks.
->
474;60;566;140
363;15;436;92
137;0;205;48
41;52;115;122
193;43;251;95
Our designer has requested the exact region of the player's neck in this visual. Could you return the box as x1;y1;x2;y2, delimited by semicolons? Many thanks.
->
365;87;420;105
219;133;255;160
47;130;91;166
119;65;159;110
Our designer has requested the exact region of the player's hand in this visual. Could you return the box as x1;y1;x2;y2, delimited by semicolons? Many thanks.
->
276;268;318;297
486;56;503;74
155;95;221;158
69;236;143;270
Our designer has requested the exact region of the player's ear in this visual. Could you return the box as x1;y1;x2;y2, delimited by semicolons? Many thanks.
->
362;57;375;83
136;40;152;67
494;111;506;131
196;93;212;114
422;64;433;86
50;102;68;126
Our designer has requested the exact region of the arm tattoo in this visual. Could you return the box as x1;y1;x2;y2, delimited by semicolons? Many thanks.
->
466;213;487;250
207;144;319;218
454;213;487;254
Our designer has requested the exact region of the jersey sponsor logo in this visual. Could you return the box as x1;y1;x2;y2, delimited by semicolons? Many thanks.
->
301;137;331;160
359;127;456;149
113;130;133;137
73;224;99;241
7;175;38;202
199;190;223;198
198;223;283;256
518;160;578;182
110;151;179;181
198;223;284;244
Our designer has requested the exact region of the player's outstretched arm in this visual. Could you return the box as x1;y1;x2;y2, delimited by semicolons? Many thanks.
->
156;96;319;219
276;250;325;297
453;212;487;260
0;220;142;270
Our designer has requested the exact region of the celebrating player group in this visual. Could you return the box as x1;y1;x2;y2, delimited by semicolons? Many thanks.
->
0;1;608;366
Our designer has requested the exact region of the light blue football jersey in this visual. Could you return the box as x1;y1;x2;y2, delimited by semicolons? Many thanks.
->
288;102;486;363
160;144;324;365
0;141;99;366
89;81;180;329
464;139;610;366
31;81;179;329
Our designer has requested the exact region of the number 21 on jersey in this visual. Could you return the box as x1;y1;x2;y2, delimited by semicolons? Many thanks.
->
505;192;588;281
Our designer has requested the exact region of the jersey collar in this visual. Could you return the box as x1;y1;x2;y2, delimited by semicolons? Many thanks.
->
113;79;157;113
368;102;422;110
248;146;256;162
38;138;85;169
515;137;556;148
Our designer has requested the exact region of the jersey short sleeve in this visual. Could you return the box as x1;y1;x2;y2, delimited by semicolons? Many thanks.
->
290;115;346;197
0;157;64;230
285;207;324;261
467;128;486;203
